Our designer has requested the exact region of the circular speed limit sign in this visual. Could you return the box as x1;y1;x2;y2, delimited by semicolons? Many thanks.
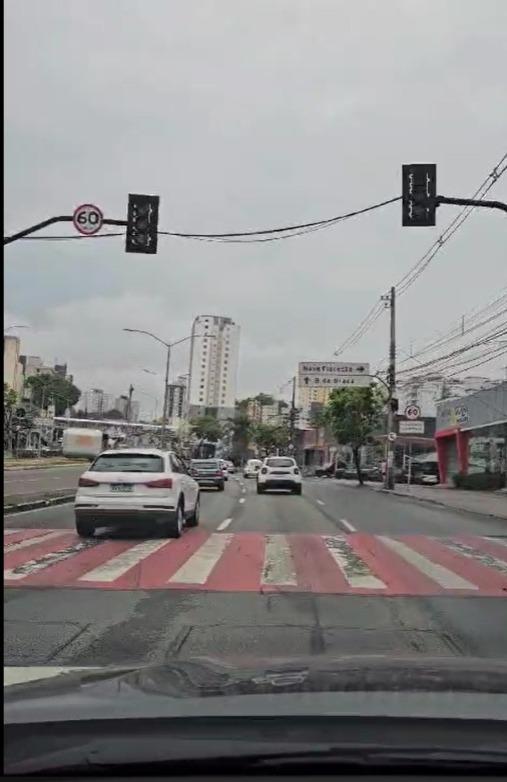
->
73;203;103;235
405;404;421;420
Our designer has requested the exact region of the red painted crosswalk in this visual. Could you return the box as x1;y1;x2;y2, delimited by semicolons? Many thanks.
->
4;528;507;595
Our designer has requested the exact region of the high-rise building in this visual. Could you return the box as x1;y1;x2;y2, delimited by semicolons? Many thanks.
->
167;377;188;423
82;389;113;415
188;315;240;418
4;336;24;396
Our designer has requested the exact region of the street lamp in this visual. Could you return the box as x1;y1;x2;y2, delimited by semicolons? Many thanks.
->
4;324;29;333
123;329;211;448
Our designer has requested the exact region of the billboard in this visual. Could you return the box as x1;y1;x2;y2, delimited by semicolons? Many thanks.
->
298;361;371;388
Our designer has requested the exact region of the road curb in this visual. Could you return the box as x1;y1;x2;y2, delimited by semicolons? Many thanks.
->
4;495;75;515
376;487;507;522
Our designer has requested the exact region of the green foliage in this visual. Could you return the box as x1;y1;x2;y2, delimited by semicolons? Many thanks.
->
254;393;275;407
252;422;290;453
453;472;505;490
25;374;81;416
190;415;223;443
4;383;17;409
323;386;384;484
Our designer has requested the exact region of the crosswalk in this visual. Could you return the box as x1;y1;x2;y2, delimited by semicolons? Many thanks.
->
4;528;507;595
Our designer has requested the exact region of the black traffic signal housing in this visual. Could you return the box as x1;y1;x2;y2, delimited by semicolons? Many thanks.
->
402;164;437;227
126;194;160;254
390;397;399;413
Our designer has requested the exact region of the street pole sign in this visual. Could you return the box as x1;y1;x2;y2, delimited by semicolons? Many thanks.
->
404;404;421;420
72;203;103;235
402;164;437;227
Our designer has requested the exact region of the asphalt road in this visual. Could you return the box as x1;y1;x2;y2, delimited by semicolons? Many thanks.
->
4;476;507;667
4;465;86;504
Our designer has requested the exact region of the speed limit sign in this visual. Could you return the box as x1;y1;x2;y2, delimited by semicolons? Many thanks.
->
73;203;103;235
405;404;421;420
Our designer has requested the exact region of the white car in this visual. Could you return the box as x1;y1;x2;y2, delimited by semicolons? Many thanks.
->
219;459;229;480
256;456;302;495
243;459;262;478
74;449;200;539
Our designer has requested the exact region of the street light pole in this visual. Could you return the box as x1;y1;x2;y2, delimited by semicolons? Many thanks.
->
161;344;171;449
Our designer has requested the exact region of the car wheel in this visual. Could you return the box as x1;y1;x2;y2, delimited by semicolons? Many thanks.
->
256;484;264;494
164;503;184;538
186;495;200;527
292;485;302;495
218;481;225;492
75;519;95;538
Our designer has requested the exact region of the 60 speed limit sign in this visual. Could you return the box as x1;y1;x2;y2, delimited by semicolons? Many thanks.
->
73;203;103;235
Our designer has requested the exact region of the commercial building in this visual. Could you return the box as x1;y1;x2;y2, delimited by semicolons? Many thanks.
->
398;373;502;419
167;379;187;424
188;315;240;419
246;399;288;425
4;336;24;396
435;381;507;483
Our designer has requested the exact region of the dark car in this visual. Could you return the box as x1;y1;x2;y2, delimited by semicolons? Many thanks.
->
190;459;225;491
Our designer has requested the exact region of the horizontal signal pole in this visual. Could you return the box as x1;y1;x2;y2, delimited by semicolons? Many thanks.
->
436;196;507;213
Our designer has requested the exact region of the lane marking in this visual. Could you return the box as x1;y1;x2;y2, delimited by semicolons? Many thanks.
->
79;539;170;582
378;536;477;590
262;535;297;586
4;530;68;553
324;536;386;590
442;539;507;576
169;533;232;584
239;497;246;504
316;499;325;506
4;529;23;537
4;539;98;581
217;518;233;531
485;536;507;547
339;518;356;533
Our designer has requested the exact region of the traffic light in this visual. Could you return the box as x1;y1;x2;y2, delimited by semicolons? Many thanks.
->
390;397;399;413
126;194;159;254
402;164;437;227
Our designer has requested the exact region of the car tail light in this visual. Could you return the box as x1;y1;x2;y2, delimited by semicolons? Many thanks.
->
145;478;173;489
260;467;268;474
78;477;100;487
216;471;223;477
293;468;300;475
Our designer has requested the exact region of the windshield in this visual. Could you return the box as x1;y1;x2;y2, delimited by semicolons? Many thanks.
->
90;454;164;472
4;0;507;767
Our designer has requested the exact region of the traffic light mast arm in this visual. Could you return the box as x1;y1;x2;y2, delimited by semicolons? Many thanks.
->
436;196;507;213
3;216;73;244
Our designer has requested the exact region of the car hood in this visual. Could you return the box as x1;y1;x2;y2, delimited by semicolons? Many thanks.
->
5;655;507;724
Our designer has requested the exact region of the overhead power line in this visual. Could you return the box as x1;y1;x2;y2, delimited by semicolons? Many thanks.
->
15;195;401;243
332;152;507;358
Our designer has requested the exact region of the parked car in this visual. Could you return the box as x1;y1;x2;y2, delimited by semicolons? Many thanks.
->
243;459;262;478
226;460;236;473
190;459;226;491
74;449;200;539
257;456;302;495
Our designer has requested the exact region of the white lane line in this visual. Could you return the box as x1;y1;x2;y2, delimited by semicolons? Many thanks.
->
442;539;507;576
217;518;233;532
4;529;23;537
324;536;386;589
169;533;232;584
4;530;68;553
79;539;169;582
262;535;297;586
316;499;325;506
378;536;478;590
339;518;356;533
485;536;507;547
239;497;246;504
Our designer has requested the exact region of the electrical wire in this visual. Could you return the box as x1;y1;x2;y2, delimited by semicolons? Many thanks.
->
15;195;401;243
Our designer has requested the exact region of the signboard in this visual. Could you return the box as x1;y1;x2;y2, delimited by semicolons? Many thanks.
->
402;164;437;227
73;203;103;235
387;432;397;442
404;404;421;420
399;420;425;434
298;362;370;388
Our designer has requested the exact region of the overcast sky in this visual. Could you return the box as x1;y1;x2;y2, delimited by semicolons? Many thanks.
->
5;0;507;415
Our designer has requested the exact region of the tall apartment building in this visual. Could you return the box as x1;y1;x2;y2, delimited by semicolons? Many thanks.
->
188;315;240;418
167;375;188;423
4;336;24;395
82;389;113;416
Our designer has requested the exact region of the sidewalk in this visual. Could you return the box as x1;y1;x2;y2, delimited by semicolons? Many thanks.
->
378;483;507;520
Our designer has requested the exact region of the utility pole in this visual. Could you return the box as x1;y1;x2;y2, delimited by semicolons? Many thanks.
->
126;384;134;422
289;375;297;450
161;344;171;449
383;286;396;490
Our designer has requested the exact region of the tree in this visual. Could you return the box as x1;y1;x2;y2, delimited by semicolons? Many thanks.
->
4;383;17;410
323;386;384;485
228;411;253;462
190;415;223;443
252;422;290;454
25;374;81;416
255;393;274;407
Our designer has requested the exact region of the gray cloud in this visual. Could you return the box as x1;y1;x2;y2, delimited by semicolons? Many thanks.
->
5;0;507;409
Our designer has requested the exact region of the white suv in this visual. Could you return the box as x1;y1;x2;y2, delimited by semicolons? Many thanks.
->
256;456;302;495
74;449;200;539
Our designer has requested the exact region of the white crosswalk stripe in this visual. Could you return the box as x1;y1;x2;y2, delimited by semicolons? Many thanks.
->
262;535;297;586
4;530;68;553
79;540;170;582
378;536;477;590
168;534;232;584
324;536;386;589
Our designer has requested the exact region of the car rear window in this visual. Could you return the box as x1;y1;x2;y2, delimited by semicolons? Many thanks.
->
266;458;295;468
90;454;164;473
192;460;219;469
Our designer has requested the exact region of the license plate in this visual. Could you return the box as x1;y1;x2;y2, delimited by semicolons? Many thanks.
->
111;484;133;492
